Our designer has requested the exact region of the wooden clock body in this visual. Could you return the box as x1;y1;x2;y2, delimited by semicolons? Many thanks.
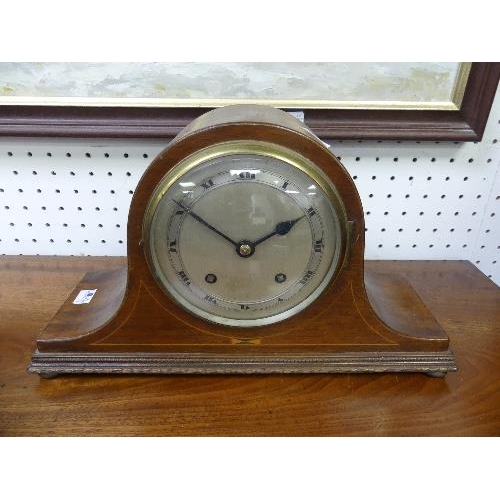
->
29;105;456;377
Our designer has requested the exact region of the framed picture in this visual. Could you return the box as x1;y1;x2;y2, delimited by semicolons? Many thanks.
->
0;62;498;141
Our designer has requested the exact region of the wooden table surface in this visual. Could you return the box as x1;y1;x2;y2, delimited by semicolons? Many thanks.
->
1;256;499;436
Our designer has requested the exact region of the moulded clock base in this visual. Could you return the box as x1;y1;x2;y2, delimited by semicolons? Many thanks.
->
28;350;457;378
28;261;457;378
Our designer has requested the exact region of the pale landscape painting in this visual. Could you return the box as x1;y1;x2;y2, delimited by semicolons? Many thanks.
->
0;62;466;109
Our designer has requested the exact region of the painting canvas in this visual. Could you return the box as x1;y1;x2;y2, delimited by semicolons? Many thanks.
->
0;62;469;110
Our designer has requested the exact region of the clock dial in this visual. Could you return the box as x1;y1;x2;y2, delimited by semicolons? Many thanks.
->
144;141;347;327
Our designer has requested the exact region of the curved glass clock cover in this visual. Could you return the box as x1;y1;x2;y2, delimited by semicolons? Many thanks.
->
145;143;347;327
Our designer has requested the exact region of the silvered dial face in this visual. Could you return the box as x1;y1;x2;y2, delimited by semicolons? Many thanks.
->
146;145;345;327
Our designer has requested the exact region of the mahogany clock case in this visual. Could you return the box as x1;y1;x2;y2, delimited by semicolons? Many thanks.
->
28;105;456;377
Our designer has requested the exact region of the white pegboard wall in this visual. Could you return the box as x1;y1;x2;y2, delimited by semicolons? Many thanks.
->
1;86;499;285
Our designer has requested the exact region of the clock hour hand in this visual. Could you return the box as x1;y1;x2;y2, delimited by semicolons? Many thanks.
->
253;215;306;247
174;200;239;247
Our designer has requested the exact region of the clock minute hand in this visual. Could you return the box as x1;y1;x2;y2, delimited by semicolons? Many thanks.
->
174;200;239;247
253;215;306;247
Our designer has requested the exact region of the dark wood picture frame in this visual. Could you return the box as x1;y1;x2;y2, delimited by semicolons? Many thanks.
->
0;62;498;141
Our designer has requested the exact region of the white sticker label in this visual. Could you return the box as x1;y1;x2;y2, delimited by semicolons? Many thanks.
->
287;110;305;122
73;289;97;305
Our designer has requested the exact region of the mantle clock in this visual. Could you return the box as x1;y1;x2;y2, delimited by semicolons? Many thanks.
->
29;105;457;377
